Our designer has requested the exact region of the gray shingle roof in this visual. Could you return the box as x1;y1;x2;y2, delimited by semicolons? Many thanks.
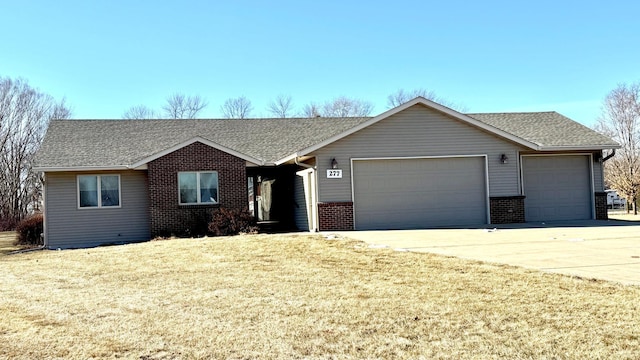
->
466;112;619;148
35;109;618;169
35;117;370;168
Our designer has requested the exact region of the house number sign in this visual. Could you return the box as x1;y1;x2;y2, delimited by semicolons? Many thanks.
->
327;169;342;178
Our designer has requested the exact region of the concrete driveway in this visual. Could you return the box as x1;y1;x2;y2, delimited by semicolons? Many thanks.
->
332;219;640;286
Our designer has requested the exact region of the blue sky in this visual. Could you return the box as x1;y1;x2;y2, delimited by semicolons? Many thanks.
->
2;0;639;125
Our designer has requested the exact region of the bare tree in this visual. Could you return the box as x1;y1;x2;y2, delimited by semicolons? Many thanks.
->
221;96;253;119
301;102;321;117
387;88;468;112
122;105;159;119
596;82;640;214
0;77;71;229
266;94;294;118
321;96;374;117
300;97;373;118
122;93;208;119
301;96;373;118
162;93;208;119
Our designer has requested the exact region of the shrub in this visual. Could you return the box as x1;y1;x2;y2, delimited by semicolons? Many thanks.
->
15;213;44;246
178;210;211;238
0;217;18;232
208;208;258;236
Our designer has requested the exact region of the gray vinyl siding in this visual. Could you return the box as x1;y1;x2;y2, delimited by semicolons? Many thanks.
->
593;155;604;191
312;104;526;202
44;170;150;249
293;174;309;231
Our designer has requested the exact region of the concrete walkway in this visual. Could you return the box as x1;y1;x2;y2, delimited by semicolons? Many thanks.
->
332;219;640;286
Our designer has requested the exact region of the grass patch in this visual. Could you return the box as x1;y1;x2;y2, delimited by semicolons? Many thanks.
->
0;232;20;255
1;234;638;359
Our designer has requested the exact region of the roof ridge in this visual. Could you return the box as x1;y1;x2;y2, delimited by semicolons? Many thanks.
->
54;116;374;122
466;111;557;115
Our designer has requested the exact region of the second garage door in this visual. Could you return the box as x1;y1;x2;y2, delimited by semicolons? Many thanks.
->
352;157;487;230
522;155;592;222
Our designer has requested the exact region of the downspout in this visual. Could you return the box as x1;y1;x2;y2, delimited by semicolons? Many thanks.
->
601;149;615;162
38;172;47;250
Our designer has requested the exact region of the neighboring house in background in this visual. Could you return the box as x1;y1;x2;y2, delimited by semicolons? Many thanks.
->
605;189;626;209
35;97;620;249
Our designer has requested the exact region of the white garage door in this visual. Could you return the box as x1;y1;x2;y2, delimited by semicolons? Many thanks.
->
522;155;592;222
352;157;487;230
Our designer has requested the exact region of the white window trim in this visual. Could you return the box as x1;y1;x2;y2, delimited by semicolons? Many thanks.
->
77;174;122;209
178;171;219;205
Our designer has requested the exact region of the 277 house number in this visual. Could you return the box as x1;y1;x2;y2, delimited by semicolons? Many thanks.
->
327;169;342;178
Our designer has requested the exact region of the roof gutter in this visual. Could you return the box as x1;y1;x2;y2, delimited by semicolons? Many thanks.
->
537;145;621;151
34;165;131;172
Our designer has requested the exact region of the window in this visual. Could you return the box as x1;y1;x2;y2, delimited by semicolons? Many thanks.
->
78;175;121;208
179;171;218;205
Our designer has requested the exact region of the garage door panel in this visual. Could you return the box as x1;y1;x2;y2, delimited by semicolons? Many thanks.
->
353;157;487;230
522;156;591;222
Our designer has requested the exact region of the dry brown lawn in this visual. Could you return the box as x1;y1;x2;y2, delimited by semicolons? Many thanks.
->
0;231;20;255
0;234;638;359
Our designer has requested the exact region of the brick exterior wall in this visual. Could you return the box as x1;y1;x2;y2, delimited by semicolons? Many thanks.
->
318;202;354;231
490;196;526;224
594;192;608;220
148;142;247;237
